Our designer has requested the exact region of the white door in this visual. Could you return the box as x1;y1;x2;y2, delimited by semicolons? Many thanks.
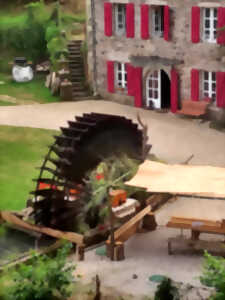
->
146;70;161;109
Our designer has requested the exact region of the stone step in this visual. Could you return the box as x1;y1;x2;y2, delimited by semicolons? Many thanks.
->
72;82;84;87
70;73;84;77
72;87;86;92
68;41;83;46
69;64;83;69
72;91;89;97
70;77;84;82
69;60;83;64
68;46;81;51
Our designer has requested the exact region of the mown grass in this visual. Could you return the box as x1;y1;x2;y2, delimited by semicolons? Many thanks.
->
0;73;60;104
0;125;59;211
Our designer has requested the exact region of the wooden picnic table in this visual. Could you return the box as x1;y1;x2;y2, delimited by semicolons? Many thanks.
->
166;216;225;255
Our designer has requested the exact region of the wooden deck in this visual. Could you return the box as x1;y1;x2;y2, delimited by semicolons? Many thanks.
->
177;100;209;117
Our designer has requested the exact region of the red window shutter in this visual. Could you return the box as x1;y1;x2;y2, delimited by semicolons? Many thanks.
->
216;72;225;108
107;61;114;93
126;3;135;38
127;64;135;96
170;69;178;113
164;6;170;41
141;4;149;40
191;69;199;101
104;3;113;37
134;67;143;107
191;7;200;43
217;8;225;44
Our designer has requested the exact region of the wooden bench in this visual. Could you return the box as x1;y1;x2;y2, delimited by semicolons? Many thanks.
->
177;100;209;117
166;216;225;255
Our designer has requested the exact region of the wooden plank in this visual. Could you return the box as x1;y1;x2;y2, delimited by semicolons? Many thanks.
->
0;211;84;245
145;193;172;212
170;216;220;226
167;221;225;235
114;205;151;241
0;240;63;271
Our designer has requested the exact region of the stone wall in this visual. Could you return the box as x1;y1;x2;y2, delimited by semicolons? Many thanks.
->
86;0;225;107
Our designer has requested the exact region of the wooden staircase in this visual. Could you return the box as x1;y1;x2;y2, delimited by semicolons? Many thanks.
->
67;40;89;99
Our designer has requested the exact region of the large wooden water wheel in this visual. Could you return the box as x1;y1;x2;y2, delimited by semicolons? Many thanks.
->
29;113;151;232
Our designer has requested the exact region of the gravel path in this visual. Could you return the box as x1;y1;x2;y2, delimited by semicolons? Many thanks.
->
0;100;224;166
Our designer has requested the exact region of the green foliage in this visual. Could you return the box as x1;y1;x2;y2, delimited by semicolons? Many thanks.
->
154;277;179;300
84;155;140;223
200;251;225;300
0;1;76;67
1;242;75;300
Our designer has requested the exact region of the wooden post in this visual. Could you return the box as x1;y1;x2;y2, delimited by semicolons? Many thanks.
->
191;230;200;241
76;244;85;261
109;204;115;261
105;240;125;261
142;212;157;231
115;241;125;261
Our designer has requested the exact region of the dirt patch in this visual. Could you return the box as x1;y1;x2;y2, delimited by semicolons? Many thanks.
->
0;95;37;105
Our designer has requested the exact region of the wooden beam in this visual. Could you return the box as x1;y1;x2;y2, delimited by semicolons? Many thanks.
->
114;205;151;241
0;240;63;272
0;211;84;245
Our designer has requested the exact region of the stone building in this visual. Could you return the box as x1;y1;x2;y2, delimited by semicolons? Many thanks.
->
86;0;225;115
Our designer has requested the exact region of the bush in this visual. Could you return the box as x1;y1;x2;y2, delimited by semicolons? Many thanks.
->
1;242;75;300
200;251;225;300
154;277;179;300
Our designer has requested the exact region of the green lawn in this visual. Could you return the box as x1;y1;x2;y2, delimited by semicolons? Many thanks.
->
0;73;60;105
0;125;59;211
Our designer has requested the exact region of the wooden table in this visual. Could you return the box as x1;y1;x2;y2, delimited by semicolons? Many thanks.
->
166;216;225;255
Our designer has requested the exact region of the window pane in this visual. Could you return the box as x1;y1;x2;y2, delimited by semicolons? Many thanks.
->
204;72;208;80
214;9;217;17
204;92;209;98
205;20;210;28
204;82;209;90
118;81;122;87
149;90;152;98
118;63;121;71
212;72;216;81
154;91;158;98
212;83;216;91
214;20;217;29
205;8;210;17
118;73;122;80
155;80;158;88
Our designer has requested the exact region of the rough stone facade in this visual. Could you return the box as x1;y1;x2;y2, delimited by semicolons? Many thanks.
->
86;0;225;112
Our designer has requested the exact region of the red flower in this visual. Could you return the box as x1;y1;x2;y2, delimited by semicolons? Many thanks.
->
96;173;104;180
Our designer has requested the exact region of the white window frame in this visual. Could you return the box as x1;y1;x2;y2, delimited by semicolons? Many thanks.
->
202;7;217;43
146;70;161;108
202;71;216;101
152;6;164;37
115;4;126;36
115;62;127;89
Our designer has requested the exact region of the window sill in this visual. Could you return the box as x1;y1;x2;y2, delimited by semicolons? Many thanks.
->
115;88;127;94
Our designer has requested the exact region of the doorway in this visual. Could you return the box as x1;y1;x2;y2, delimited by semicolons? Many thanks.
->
146;70;170;109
